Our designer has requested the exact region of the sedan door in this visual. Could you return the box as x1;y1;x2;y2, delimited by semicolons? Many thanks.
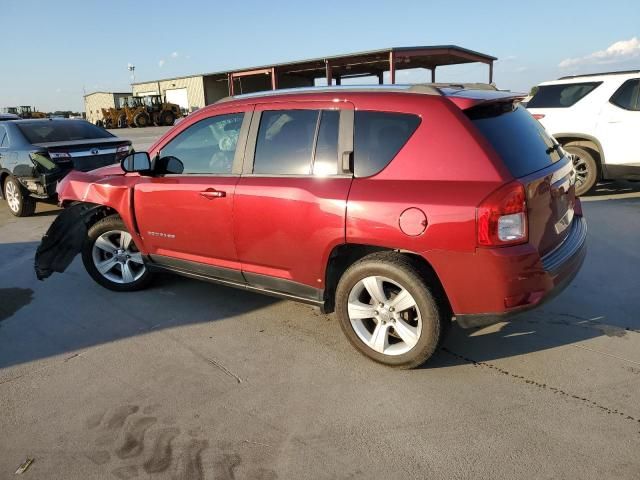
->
134;108;252;281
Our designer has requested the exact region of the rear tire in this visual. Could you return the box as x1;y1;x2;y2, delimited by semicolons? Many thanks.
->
134;113;150;128
564;145;598;196
82;215;153;292
335;252;447;369
161;111;175;126
4;176;36;217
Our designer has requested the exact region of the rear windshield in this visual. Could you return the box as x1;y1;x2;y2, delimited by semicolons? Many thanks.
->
527;82;602;108
17;121;114;143
468;104;563;178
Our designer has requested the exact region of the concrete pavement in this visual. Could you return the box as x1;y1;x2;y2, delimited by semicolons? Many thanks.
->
0;129;639;479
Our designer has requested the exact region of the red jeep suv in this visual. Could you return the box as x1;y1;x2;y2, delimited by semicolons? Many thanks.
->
35;84;586;368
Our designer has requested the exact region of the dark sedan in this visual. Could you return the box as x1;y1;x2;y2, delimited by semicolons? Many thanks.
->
0;119;131;216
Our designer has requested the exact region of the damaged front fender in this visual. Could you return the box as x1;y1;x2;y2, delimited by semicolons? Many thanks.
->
34;202;106;280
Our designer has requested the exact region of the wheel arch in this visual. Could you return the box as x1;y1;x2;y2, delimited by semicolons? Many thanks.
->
322;243;452;316
554;132;606;177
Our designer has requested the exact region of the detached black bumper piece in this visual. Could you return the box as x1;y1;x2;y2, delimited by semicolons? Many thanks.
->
34;202;102;280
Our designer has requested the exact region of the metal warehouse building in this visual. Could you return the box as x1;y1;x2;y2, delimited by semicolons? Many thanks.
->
131;45;496;113
84;92;130;125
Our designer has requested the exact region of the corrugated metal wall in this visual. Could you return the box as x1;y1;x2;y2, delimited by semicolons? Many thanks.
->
84;93;116;125
133;76;206;112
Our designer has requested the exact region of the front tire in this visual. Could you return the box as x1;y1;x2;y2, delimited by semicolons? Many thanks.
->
565;145;598;196
82;215;153;292
335;253;447;369
4;176;36;217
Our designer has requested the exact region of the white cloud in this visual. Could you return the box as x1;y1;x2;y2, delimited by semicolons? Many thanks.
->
559;37;640;68
171;51;179;58
158;59;165;67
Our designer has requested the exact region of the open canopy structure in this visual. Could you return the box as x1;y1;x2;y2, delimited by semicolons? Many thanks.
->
222;45;496;95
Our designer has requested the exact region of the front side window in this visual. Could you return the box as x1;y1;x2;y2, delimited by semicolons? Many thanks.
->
354;111;421;177
610;79;640;111
527;82;602;108
160;113;244;174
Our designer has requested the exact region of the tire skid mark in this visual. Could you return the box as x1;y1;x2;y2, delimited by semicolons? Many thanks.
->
172;438;209;480
116;416;157;459
143;427;180;474
106;405;140;430
442;347;640;426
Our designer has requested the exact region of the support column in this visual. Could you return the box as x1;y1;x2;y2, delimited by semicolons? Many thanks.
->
271;67;278;90
335;76;341;86
489;62;494;84
325;60;333;86
377;72;384;85
228;73;234;96
431;67;436;83
389;51;396;84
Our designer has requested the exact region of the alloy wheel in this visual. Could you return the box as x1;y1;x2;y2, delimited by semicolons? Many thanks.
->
91;229;146;284
5;180;20;213
347;275;422;356
570;152;589;190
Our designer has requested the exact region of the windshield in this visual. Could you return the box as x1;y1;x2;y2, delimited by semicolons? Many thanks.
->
17;121;114;143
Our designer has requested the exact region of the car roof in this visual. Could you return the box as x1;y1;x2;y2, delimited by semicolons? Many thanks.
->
539;70;640;86
214;83;521;107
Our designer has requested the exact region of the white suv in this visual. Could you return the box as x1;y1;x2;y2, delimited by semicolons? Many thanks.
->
527;70;640;195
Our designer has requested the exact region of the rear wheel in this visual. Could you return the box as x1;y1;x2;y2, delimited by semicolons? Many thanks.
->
4;176;36;217
95;120;104;127
82;215;153;291
134;113;150;128
564;145;598;196
161;111;175;126
117;115;127;128
335;253;447;369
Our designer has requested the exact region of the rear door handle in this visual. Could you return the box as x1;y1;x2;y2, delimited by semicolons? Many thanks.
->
199;188;226;199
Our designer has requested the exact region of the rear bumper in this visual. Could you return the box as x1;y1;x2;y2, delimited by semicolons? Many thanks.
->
454;216;587;328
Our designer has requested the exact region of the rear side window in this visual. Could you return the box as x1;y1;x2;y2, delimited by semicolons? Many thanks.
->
17;121;114;143
469;104;562;178
527;82;602;108
254;110;318;175
354;111;420;177
610;79;640;111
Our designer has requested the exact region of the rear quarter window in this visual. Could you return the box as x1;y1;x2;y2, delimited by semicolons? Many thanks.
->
354;111;420;177
17;121;114;143
468;104;563;178
527;82;602;108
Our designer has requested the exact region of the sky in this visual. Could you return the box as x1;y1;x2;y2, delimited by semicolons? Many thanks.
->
2;0;639;112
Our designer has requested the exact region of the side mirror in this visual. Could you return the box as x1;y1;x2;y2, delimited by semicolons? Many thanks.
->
121;152;151;173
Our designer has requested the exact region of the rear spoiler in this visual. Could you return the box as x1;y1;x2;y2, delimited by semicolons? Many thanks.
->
32;138;131;149
444;90;527;110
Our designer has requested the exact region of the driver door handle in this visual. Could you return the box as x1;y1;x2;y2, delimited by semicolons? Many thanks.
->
200;188;226;199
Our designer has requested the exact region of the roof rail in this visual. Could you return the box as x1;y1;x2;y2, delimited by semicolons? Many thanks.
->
216;82;497;103
558;69;640;80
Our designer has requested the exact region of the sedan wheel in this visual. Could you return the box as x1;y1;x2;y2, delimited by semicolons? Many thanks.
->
3;177;36;217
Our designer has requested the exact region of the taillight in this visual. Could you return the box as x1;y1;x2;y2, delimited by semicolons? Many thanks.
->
116;145;131;160
477;182;528;247
532;114;545;120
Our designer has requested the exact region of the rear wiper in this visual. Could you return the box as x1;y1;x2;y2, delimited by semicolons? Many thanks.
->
546;143;562;155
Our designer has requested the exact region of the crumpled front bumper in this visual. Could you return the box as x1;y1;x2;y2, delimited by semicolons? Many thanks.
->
34;202;103;280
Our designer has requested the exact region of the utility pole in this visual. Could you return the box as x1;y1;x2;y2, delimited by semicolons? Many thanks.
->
128;64;136;86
